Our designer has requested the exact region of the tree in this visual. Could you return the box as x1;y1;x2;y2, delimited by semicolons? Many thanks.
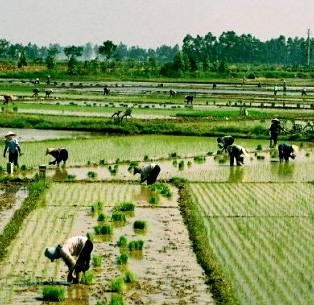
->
98;40;117;60
63;45;83;59
17;51;28;68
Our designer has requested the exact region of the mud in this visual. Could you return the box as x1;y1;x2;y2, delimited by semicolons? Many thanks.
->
0;183;214;305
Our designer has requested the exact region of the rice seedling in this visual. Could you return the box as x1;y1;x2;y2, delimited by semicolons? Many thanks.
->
193;155;206;163
20;164;27;171
124;270;137;283
99;159;106;165
66;174;76;181
128;240;144;251
97;213;107;222
94;224;113;235
110;294;125;305
110;277;126;293
92;255;102;268
117;253;128;265
133;220;147;230
169;152;179;158
149;194;160;205
112;211;126;221
149;182;172;198
117;235;128;248
87;171;97;179
172;159;178;167
256;144;263;151
178;160;185;170
143;155;150;161
91;201;104;214
42;286;66;302
117;201;135;212
81;271;95;285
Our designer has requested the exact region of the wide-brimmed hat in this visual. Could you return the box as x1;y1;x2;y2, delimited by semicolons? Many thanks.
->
4;131;16;138
46;148;55;155
271;118;280;124
44;247;61;262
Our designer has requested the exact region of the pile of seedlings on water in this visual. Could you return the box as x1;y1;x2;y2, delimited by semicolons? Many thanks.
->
94;223;114;235
116;201;135;212
117;235;128;248
124;270;137;284
127;161;139;173
149;194;160;205
193;155;206;163
97;213;108;222
128;240;144;251
91;201;104;215
87;171;98;179
110;293;125;305
133;220;147;231
149;182;172;198
42;286;66;302
81;270;95;285
111;212;127;225
108;164;119;175
178;160;185;170
92;254;102;268
111;277;127;293
117;252;129;265
66;174;76;181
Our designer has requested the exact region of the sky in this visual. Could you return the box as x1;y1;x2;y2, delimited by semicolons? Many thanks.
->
1;0;313;49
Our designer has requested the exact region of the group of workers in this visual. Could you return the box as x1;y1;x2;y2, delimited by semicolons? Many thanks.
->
2;118;297;284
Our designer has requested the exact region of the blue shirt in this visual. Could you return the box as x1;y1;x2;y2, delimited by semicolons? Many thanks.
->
4;139;20;153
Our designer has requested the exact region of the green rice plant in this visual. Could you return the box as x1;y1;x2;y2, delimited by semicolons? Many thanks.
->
149;182;172;198
87;171;97;179
149;194;160;205
256;144;263;151
110;277;126;293
42;286;66;302
169;152;179;158
81;271;95;285
91;201;104;214
133;220;147;231
172;159;178;167
178;160;184;170
143;155;150;161
94;224;113;235
128;240;144;251
187;160;192;167
92;255;102;268
193;155;206;163
97;213;107;222
110;294;125;305
20;164;27;171
67;174;76;181
111;212;126;223
117;252;128;265
99;159;106;165
117;201;135;212
117;235;128;248
124;270;137;283
127;161;139;173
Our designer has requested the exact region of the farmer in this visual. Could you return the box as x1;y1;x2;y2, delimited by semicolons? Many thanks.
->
3;94;13;104
32;88;40;97
134;163;161;185
103;85;110;95
227;144;246;167
274;85;278;96
269;118;284;148
45;88;53;98
46;147;69;166
185;95;194;105
44;235;93;284
278;143;296;162
217;135;234;152
3;131;22;166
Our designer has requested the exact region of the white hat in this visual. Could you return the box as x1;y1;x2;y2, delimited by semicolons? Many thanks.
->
46;148;55;155
4;131;16;138
44;247;61;262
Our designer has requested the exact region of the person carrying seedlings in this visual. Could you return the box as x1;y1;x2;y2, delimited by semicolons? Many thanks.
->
278;143;296;162
44;235;93;284
227;144;246;166
269;118;284;148
134;163;161;185
3;131;22;166
46;147;68;166
217;135;234;152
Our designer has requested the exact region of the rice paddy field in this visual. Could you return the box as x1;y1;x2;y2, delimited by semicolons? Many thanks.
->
1;79;314;305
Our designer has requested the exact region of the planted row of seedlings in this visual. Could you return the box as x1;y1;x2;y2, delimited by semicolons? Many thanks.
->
189;182;314;305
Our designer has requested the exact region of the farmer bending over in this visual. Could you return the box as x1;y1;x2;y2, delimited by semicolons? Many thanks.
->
269;118;284;148
217;135;234;152
227;144;246;166
44;235;93;284
278;143;296;162
134;163;161;185
46;148;68;166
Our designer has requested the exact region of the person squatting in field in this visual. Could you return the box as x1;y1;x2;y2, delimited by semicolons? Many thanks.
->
3;131;22;166
217;135;234;152
227;144;246;166
134;163;161;185
44;235;93;284
46;148;68;166
269;118;284;148
278;143;296;162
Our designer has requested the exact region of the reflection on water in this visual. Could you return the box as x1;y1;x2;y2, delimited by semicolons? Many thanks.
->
51;167;68;181
65;285;90;305
228;167;245;182
277;162;295;178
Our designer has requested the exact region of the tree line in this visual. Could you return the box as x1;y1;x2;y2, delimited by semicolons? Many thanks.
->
0;30;313;77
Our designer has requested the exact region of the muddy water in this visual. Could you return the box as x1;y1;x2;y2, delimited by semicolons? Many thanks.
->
0;183;214;305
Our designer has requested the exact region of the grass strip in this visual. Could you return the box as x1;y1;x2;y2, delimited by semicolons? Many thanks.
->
0;179;49;260
171;178;240;305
